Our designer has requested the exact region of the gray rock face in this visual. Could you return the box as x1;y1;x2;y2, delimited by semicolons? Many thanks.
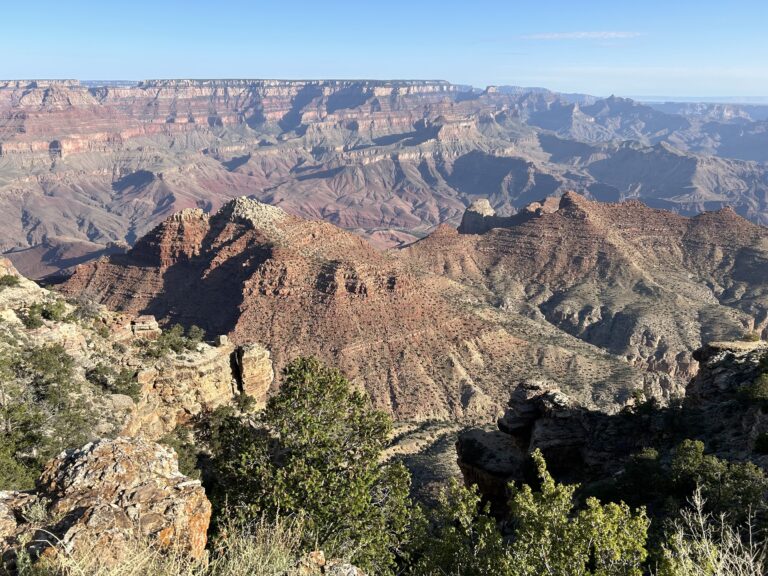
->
687;340;768;406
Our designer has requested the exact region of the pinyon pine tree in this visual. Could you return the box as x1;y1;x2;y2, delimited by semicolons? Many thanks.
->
210;357;412;575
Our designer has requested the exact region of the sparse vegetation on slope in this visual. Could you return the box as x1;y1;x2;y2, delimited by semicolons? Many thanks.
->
139;324;206;358
13;517;307;576
411;450;649;576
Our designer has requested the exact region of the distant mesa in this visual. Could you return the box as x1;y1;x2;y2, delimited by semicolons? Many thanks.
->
1;77;768;279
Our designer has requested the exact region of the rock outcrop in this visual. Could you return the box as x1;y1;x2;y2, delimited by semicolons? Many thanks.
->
125;340;274;437
0;257;47;312
0;258;275;441
457;340;768;512
234;343;276;407
457;199;532;234
0;438;211;569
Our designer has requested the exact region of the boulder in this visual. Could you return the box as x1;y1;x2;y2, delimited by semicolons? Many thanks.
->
235;343;275;408
131;314;162;340
0;437;211;568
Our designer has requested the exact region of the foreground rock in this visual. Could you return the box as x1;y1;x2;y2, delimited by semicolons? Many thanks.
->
0;437;211;569
458;340;768;512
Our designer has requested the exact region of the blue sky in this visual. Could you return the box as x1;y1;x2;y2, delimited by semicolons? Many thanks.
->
3;0;767;98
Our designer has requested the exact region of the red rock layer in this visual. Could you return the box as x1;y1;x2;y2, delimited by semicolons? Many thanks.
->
58;197;656;420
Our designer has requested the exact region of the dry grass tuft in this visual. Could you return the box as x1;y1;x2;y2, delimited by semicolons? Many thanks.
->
13;516;308;576
658;489;768;576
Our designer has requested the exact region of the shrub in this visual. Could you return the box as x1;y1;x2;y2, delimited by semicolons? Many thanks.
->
93;321;110;339
0;346;92;488
622;448;667;494
187;325;205;345
741;331;762;342
86;364;140;401
14;345;93;461
671;439;768;522
0;274;20;290
19;306;43;329
20;300;69;328
141;325;204;358
0;444;38;490
24;344;77;405
658;489;767;576
68;293;102;322
412;450;649;576
741;373;768;405
160;427;201;479
40;300;67;321
410;480;511;575
509;450;649;576
112;368;140;400
210;357;412;574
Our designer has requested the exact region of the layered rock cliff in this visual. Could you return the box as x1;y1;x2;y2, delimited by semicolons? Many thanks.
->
407;192;768;400
3;79;768;277
57;194;768;420
60;197;683;419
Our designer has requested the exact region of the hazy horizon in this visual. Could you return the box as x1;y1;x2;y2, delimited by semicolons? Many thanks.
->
4;0;768;99
4;78;768;105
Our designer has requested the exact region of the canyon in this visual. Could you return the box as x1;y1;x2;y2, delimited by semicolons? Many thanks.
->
2;79;768;278
57;193;768;421
2;77;768;573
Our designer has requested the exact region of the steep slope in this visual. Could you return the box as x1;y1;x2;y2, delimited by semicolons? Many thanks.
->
58;197;662;420
405;192;768;397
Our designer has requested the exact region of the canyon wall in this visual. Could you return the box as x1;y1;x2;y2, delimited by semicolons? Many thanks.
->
2;79;768;278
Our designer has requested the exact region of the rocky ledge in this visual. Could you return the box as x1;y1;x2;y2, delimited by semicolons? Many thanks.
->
457;340;768;513
0;438;211;569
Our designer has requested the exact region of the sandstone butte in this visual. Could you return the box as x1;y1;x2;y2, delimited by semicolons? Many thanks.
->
57;192;768;421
